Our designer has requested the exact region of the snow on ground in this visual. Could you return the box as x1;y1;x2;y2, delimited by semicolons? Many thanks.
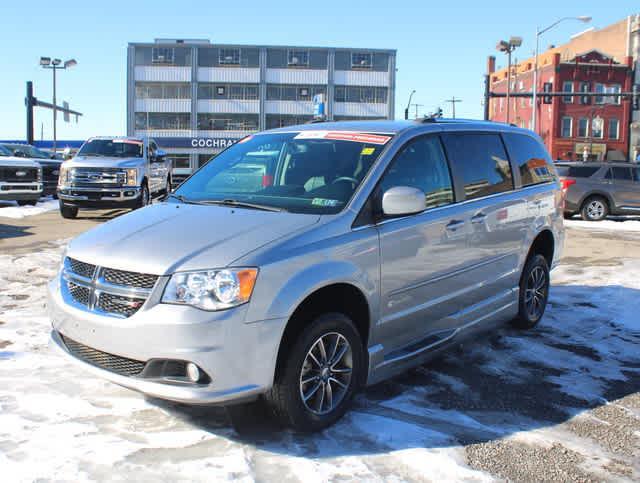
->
0;198;58;219
565;217;640;232
0;237;639;481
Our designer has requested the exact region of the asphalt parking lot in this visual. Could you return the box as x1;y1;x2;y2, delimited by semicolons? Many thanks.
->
1;208;639;481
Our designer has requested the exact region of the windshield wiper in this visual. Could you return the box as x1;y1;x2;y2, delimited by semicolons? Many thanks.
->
167;193;201;205
198;199;285;212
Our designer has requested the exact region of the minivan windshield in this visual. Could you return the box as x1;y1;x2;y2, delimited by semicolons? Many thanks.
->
78;139;144;158
172;131;392;214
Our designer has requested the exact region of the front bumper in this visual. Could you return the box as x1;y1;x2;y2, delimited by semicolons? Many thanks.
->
0;182;42;201
58;186;141;209
47;275;287;405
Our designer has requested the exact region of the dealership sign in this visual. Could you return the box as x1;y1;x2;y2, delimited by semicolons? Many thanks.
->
155;137;241;149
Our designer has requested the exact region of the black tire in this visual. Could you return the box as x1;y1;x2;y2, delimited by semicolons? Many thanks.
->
511;254;550;330
134;182;150;209
163;176;172;196
59;201;78;219
266;313;364;432
563;212;574;220
17;200;37;206
580;196;608;221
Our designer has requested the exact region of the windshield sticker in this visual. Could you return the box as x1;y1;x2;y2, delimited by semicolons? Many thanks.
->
295;131;391;145
311;198;341;207
361;147;375;156
112;139;143;145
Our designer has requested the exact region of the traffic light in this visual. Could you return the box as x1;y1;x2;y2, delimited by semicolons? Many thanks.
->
543;83;553;104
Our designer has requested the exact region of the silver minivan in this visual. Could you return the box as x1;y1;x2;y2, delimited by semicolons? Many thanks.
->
48;120;564;431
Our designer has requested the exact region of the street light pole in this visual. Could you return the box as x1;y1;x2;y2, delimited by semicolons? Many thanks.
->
40;57;77;154
496;37;522;124
405;90;416;120
531;16;591;133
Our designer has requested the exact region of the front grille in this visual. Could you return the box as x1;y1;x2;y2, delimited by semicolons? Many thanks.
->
0;185;39;191
98;292;146;318
63;257;158;318
70;168;125;185
68;281;91;306
103;268;158;289
61;334;145;377
68;257;96;279
0;167;38;182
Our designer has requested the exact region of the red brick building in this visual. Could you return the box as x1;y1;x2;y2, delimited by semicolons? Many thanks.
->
488;50;634;161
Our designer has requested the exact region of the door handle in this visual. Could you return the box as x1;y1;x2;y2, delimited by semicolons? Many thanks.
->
471;212;487;223
446;219;465;231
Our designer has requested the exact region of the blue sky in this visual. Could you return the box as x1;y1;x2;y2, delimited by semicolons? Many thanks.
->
0;1;634;140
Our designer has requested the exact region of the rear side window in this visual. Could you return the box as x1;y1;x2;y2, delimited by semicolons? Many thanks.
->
441;133;513;201
557;166;600;178
379;135;454;209
606;167;633;181
502;133;555;187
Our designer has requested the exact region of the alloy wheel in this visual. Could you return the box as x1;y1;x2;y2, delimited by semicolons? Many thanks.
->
586;200;604;220
524;266;547;320
299;332;353;415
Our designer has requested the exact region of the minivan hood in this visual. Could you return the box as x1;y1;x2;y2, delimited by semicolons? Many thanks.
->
65;156;141;168
66;202;320;275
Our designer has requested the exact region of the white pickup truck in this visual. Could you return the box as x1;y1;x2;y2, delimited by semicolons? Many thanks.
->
0;144;43;205
57;136;172;219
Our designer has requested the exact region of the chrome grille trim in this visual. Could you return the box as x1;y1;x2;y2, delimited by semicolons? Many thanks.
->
69;167;126;185
62;257;159;318
61;334;145;376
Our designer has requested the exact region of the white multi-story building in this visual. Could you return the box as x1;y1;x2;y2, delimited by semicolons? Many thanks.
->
127;39;397;183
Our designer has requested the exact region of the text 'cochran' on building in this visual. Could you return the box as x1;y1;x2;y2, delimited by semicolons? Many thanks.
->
127;39;396;183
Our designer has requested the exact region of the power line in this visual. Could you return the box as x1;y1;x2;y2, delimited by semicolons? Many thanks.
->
444;96;463;118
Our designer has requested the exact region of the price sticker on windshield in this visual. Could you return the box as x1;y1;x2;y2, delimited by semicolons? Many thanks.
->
295;131;391;145
112;139;143;145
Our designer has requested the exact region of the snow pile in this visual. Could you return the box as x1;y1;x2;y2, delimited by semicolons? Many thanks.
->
0;198;58;219
0;240;638;481
565;218;640;232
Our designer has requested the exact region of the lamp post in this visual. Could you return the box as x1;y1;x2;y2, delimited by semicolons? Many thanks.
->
532;16;591;133
40;57;77;154
405;90;416;120
496;37;522;124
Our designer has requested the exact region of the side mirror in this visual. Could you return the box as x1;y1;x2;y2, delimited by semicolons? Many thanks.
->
382;186;426;217
14;150;26;158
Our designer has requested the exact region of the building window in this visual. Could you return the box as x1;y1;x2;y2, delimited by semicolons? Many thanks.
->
608;118;619;140
351;52;372;69
219;48;240;65
562;81;574;103
197;114;259;131
265;114;313;129
136;83;191;99
561;117;573;138
577;118;589;138
197;83;259;100
579;82;591;105
135;113;190;130
287;49;309;67
607;84;621;104
592;118;604;138
151;47;175;64
594;83;605;104
166;154;191;170
334;86;388;103
266;84;326;101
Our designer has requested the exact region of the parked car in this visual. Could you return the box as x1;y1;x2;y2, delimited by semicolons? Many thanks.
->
1;143;62;197
56;136;172;219
0;144;43;205
48;120;564;432
556;162;640;221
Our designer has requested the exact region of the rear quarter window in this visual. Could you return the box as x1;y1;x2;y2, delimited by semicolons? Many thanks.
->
502;133;555;187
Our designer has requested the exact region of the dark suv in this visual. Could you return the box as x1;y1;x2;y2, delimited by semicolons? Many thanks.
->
1;143;62;197
556;162;640;221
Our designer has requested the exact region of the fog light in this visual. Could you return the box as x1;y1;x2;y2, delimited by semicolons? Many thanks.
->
186;362;200;382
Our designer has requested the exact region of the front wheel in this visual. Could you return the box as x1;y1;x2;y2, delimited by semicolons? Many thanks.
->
266;313;364;432
511;254;550;329
59;201;78;219
134;183;150;209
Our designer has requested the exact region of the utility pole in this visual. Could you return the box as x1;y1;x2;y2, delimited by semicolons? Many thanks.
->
410;103;423;119
445;96;463;118
39;57;77;153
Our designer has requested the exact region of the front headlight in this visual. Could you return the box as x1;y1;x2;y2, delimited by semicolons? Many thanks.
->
161;268;258;311
58;166;70;185
125;168;137;186
37;167;43;182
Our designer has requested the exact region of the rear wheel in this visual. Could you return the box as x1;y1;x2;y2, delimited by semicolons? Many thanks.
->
511;254;550;329
17;200;37;206
581;196;608;221
266;313;364;432
59;201;78;219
